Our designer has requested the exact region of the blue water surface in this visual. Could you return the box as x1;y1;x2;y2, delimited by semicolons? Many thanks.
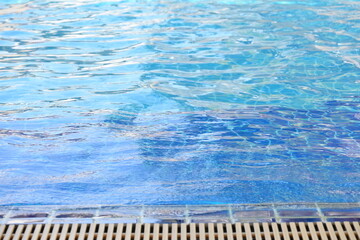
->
0;0;359;205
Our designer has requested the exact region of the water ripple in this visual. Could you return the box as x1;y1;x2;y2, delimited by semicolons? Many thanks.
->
0;0;359;205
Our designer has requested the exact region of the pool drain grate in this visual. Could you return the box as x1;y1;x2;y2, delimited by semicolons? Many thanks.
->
0;222;359;240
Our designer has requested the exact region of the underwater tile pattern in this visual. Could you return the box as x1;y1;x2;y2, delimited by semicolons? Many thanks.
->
1;203;360;224
0;0;359;205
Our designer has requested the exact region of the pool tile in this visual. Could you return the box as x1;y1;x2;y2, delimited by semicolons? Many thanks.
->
232;204;274;210
143;218;185;224
51;217;94;224
322;208;360;217
280;218;321;223
233;210;274;219
55;213;94;218
190;217;232;223
188;206;231;223
274;203;317;210
2;204;360;224
326;218;360;222
235;218;275;223
8;209;50;219
94;218;137;224
188;206;230;217
318;203;360;209
7;218;47;224
0;207;11;219
144;206;186;218
54;208;96;218
277;209;318;217
99;206;142;218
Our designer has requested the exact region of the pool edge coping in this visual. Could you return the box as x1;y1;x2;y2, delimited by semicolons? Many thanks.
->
1;202;360;224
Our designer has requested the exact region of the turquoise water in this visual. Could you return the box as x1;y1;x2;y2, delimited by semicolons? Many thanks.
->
0;0;359;205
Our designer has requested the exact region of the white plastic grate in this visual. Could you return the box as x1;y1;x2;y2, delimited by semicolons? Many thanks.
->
0;222;359;240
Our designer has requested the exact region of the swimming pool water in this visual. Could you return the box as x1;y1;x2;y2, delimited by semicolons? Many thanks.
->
0;0;359;205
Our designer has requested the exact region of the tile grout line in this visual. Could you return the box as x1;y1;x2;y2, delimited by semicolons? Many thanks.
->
139;205;145;224
45;209;56;224
1;208;13;225
93;208;100;223
315;203;327;222
93;205;101;223
185;205;190;224
272;204;281;223
228;205;235;224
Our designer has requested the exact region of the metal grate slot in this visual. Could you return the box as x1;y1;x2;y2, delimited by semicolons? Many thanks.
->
0;222;359;240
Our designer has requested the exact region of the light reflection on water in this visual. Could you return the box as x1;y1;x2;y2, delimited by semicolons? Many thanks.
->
0;0;359;205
